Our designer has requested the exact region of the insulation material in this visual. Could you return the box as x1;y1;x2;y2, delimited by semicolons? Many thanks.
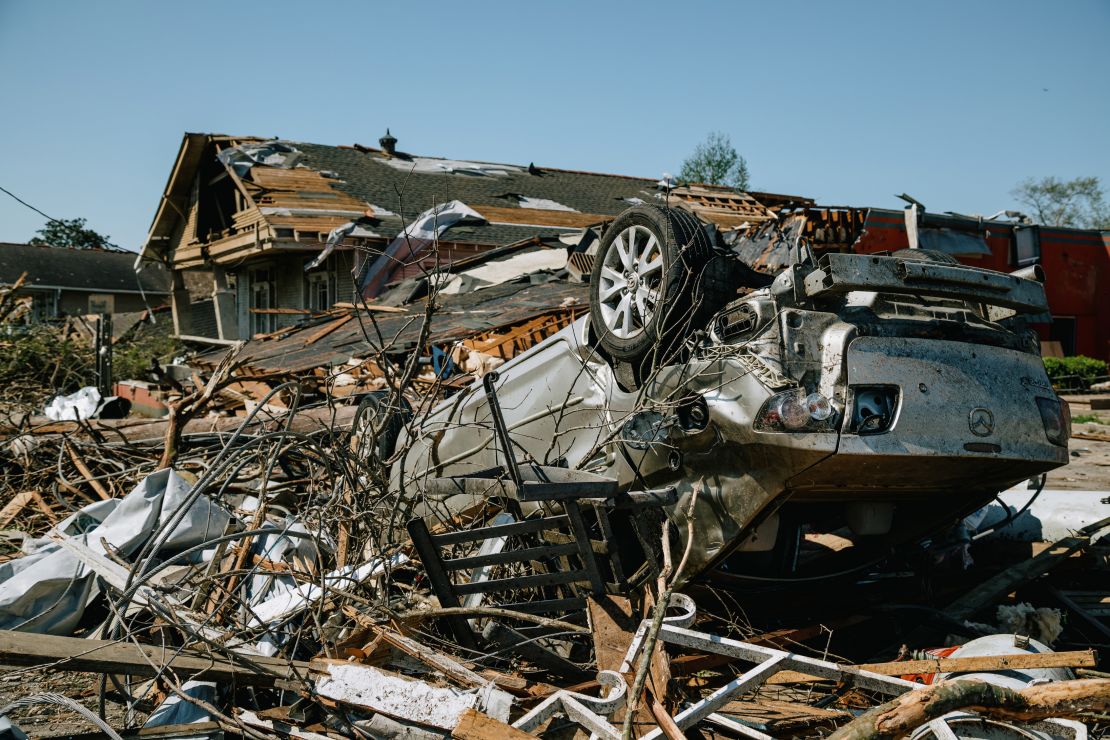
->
996;603;1065;646
516;196;577;212
314;662;512;729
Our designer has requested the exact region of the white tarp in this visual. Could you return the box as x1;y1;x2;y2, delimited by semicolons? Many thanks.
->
0;469;232;635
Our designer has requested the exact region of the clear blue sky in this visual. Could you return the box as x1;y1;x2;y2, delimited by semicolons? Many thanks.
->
1;0;1108;251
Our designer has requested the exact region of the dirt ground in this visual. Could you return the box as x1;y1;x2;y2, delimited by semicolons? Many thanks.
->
1052;394;1110;491
0;663;142;738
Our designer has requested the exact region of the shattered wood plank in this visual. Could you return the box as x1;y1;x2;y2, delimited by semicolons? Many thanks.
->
65;441;112;500
31;490;59;523
0;630;310;687
0;491;35;528
765;649;1098;684
341;609;490;690
452;708;537;740
1048;587;1110;641
302;314;353;346
587;595;657;735
946;515;1110;619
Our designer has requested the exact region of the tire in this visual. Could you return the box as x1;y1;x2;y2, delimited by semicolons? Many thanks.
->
891;248;958;264
589;205;729;365
350;391;410;463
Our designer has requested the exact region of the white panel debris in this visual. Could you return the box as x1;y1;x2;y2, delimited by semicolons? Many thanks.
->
248;553;407;627
217;141;304;176
439;249;569;294
314;661;512;729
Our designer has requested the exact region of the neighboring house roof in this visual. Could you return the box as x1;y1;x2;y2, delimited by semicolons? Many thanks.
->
141;133;776;271
0;243;171;295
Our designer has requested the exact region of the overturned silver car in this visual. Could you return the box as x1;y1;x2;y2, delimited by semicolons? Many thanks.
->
384;204;1069;581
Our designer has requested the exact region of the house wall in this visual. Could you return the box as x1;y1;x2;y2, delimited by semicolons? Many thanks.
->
231;249;359;339
18;288;160;320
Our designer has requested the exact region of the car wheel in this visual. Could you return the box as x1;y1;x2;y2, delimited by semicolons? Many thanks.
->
589;205;723;366
350;391;410;464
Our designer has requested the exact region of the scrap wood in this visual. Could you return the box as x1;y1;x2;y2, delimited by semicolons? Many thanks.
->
946;514;1110;620
0;491;36;529
827;678;1110;740
64;440;112;500
587;596;659;735
765;649;1098;684
1047;587;1110;641
718;698;848;728
341;607;491;691
452;708;536;740
1073;431;1110;443
0;630;310;687
302;313;354;346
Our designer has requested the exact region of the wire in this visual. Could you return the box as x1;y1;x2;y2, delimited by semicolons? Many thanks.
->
0;183;121;251
0;184;66;226
971;474;1047;541
1;693;125;740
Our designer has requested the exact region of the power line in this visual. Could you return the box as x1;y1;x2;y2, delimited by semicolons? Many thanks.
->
0;184;67;227
0;183;122;251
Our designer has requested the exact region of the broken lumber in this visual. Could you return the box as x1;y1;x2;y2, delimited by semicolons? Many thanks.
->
946;515;1110;620
452;708;536;740
766;649;1098;684
0;630;309;687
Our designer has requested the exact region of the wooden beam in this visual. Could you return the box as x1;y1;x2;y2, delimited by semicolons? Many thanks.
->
0;491;36;529
0;630;310;688
767;649;1098;685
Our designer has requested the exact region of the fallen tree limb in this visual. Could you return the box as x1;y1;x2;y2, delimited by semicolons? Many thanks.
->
828;678;1110;740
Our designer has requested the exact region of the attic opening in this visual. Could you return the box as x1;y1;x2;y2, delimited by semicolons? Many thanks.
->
195;151;240;242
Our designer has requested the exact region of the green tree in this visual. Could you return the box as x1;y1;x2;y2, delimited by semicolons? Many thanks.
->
29;217;117;250
680;132;750;191
1011;176;1110;229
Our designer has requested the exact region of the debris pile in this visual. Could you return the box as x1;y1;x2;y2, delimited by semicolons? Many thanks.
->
0;207;1108;738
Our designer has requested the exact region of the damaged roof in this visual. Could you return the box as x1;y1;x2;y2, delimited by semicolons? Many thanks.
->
141;133;778;271
0;242;171;295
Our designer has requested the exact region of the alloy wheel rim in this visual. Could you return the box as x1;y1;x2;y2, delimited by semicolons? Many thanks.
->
597;225;664;339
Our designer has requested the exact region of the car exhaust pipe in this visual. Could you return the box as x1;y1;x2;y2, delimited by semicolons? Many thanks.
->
1011;263;1045;283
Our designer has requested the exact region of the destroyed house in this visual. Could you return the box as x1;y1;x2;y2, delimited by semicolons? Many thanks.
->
139;132;777;343
0;242;170;322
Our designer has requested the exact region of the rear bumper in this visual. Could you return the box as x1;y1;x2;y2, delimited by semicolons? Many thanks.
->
787;336;1068;496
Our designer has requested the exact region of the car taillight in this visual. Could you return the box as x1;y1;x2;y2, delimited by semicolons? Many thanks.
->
755;389;839;433
1035;396;1070;447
